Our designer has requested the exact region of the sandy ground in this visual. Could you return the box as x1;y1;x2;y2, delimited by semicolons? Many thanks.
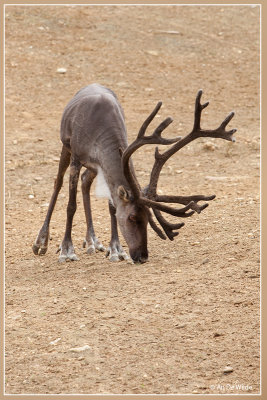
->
5;5;260;395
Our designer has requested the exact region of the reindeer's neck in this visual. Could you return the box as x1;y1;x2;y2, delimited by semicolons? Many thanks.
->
95;134;132;207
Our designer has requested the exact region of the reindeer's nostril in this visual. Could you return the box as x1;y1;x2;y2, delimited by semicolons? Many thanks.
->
130;250;148;264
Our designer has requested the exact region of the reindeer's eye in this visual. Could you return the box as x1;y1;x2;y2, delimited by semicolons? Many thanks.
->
129;214;137;223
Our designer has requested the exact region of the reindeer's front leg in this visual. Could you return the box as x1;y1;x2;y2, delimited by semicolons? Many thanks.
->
57;159;81;262
106;201;129;262
81;168;105;254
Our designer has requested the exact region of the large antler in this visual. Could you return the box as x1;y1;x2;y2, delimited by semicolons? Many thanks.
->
146;90;236;200
121;101;180;199
121;90;237;240
121;102;195;219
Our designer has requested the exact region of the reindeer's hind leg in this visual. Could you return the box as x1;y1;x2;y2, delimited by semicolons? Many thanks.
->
33;145;71;256
81;168;105;254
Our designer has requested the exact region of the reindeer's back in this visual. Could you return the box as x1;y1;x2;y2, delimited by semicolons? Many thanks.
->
60;84;127;160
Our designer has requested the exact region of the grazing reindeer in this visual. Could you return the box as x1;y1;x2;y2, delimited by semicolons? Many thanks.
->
33;84;236;263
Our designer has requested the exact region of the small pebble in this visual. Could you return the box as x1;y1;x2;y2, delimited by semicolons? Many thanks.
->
28;194;34;199
146;50;159;56
223;366;234;374
175;324;186;329
102;313;115;319
69;345;91;353
49;337;61;345
57;67;67;74
203;142;217;151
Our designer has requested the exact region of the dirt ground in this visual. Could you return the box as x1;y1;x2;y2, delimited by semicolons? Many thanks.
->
4;5;260;395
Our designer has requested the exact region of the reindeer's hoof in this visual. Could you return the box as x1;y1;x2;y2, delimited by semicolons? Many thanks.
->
33;228;49;256
86;245;95;255
32;243;47;256
106;246;129;262
109;254;120;262
57;242;79;262
118;251;129;261
58;253;79;263
83;238;106;254
95;243;105;252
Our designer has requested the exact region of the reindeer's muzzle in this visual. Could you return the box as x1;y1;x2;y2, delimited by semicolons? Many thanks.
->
130;249;148;264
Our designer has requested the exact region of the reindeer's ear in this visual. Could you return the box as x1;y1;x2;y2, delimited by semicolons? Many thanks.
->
117;185;130;202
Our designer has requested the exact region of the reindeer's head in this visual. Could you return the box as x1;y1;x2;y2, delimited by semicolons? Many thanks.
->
116;185;149;263
119;91;237;263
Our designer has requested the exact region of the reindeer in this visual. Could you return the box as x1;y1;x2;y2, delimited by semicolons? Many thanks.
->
33;84;236;263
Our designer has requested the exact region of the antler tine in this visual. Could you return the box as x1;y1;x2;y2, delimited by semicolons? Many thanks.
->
142;192;215;241
147;208;167;240
137;101;180;144
139;197;195;217
138;101;162;138
153;209;184;241
155;194;216;214
123;116;178;163
193;89;209;132
191;90;236;141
